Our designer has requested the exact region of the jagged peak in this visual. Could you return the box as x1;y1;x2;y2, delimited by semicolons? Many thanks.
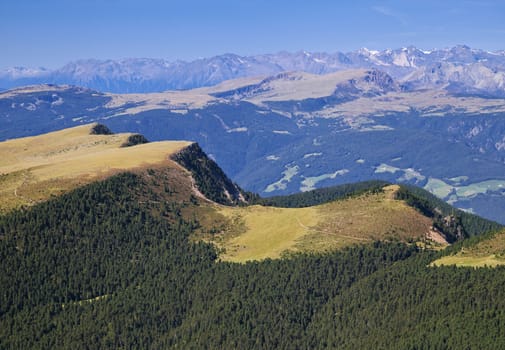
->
362;69;395;85
2;45;505;94
346;69;398;94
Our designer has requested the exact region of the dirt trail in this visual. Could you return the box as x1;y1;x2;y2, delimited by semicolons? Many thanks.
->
295;216;369;242
13;171;36;205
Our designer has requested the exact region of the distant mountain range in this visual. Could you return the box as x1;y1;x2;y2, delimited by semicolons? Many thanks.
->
2;45;505;96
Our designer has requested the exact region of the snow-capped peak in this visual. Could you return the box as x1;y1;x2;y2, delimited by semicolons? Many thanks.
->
1;45;505;94
358;47;379;56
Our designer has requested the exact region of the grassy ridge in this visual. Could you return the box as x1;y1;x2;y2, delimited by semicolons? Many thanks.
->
206;181;502;263
2;124;502;269
210;185;434;262
0;123;190;213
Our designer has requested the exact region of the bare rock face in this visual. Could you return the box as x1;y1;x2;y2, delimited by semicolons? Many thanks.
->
363;70;396;90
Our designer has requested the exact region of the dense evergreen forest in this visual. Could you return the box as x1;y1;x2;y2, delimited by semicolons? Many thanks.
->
1;172;505;349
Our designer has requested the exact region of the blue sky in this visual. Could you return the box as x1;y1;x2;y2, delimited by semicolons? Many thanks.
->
1;0;505;69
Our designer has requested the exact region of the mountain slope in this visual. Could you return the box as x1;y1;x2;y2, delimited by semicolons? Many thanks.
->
171;143;250;205
431;229;505;267
212;185;436;262
303;251;505;349
0;123;191;212
1;126;505;348
0;177;420;348
2;124;499;262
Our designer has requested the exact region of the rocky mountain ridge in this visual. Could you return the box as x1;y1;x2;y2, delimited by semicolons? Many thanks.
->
2;45;505;96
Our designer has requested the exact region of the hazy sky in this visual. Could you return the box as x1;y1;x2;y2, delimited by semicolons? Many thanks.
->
2;0;505;69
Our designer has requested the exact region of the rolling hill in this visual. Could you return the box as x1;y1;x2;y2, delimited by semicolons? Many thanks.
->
1;125;505;348
0;123;190;213
0;124;475;260
1;123;500;260
208;185;438;262
1;124;501;263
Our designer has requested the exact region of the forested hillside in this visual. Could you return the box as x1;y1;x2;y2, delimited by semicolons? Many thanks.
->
1;168;505;348
0;125;504;348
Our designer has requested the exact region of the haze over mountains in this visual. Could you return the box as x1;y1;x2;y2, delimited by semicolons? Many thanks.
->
2;45;505;96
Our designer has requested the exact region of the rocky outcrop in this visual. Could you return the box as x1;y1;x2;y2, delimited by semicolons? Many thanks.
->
171;143;250;205
120;134;149;147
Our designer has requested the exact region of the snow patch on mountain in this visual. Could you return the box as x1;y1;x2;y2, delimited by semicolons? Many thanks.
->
303;152;323;159
264;165;299;193
227;127;248;133
300;169;350;192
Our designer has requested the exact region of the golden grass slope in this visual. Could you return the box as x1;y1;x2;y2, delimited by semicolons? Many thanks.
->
0;123;191;212
215;205;320;262
208;185;439;262
431;230;505;267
